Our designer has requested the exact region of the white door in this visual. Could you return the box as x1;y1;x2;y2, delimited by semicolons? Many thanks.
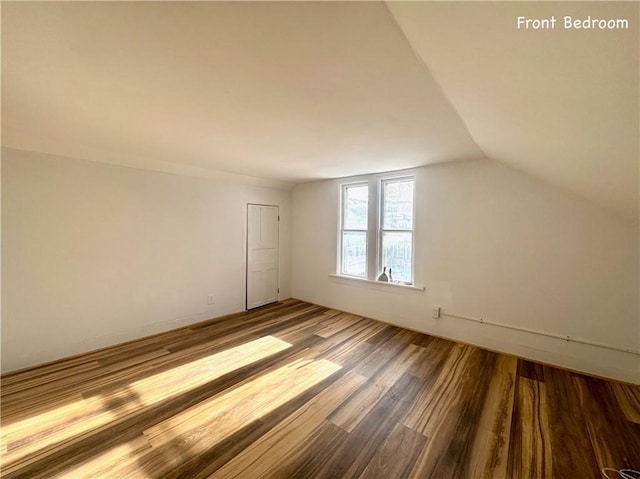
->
246;204;279;309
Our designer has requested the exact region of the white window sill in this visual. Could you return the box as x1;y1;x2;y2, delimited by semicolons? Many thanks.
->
328;274;425;292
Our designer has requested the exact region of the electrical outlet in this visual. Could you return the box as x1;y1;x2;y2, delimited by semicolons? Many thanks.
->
432;306;441;319
207;294;215;305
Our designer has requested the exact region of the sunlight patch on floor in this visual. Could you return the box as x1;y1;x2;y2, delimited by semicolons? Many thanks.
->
1;336;292;470
49;357;342;479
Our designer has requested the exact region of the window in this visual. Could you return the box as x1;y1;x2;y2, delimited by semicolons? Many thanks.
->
338;174;415;285
340;183;368;278
380;178;414;283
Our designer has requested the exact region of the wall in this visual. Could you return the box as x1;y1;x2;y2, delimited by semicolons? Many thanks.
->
292;159;639;383
1;148;292;372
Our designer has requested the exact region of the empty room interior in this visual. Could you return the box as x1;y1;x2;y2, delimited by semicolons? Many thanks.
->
1;1;639;478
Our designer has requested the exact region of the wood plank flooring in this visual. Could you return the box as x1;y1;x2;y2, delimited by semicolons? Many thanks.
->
1;299;639;478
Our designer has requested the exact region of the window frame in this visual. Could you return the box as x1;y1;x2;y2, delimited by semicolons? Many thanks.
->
339;181;369;279
378;176;415;285
337;173;416;286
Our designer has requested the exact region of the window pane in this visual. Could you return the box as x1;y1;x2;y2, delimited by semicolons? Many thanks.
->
383;180;413;230
344;185;368;230
342;231;367;277
382;231;412;283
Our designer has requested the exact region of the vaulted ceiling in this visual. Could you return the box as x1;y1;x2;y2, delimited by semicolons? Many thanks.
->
2;1;638;222
387;1;639;223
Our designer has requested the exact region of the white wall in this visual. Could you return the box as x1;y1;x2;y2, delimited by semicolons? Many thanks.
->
1;148;292;372
292;159;640;383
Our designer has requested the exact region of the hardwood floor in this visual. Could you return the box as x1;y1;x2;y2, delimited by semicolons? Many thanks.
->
1;299;639;478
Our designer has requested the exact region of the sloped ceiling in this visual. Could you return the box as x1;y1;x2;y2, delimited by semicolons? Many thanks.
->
387;1;638;223
2;1;638;222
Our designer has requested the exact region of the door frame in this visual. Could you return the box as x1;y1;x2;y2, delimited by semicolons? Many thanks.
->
245;203;280;310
